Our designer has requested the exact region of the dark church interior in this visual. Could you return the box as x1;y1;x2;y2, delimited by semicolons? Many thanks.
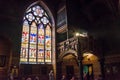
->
0;0;120;80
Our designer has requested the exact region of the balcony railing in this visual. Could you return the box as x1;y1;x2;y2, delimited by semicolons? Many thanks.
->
57;36;90;55
57;37;78;54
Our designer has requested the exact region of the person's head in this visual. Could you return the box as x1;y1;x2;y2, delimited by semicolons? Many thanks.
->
62;75;65;79
35;76;39;78
50;70;53;73
71;76;75;80
26;77;32;80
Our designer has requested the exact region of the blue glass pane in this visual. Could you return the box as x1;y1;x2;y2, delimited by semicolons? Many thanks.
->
33;6;44;17
21;4;51;64
41;16;49;24
26;13;35;21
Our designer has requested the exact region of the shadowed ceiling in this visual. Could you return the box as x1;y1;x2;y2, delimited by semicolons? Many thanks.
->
0;0;120;54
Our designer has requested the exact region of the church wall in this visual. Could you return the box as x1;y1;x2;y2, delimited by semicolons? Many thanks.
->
0;36;12;80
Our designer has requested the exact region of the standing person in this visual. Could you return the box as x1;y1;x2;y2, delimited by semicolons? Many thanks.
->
49;70;54;80
61;75;67;80
26;77;32;80
70;76;75;80
34;76;39;80
8;72;13;80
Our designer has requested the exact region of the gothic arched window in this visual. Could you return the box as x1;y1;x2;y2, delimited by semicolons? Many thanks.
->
20;4;52;64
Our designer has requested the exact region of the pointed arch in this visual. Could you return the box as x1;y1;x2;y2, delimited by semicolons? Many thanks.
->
20;1;55;64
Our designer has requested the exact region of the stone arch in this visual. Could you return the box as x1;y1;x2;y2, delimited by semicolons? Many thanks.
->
26;1;55;26
83;51;99;61
82;51;101;80
19;1;56;79
58;49;78;62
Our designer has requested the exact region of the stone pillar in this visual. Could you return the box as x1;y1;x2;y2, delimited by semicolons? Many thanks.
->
56;61;62;80
77;37;83;80
99;58;105;80
78;58;83;80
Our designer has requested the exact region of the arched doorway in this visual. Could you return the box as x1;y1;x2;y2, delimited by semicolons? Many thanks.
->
57;49;79;80
83;52;100;80
62;54;78;80
57;50;101;80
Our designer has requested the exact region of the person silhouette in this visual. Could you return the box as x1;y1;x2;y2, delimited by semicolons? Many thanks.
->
49;70;54;80
61;75;67;80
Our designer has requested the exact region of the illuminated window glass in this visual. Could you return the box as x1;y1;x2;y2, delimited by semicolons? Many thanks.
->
45;25;51;62
20;4;52;64
20;20;29;63
38;24;44;63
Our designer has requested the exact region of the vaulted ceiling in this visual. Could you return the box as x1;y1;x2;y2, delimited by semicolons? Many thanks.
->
0;0;120;54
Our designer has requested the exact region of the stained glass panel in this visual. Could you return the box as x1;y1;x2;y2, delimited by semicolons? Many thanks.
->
30;22;37;44
41;16;49;24
45;25;51;49
20;20;29;63
38;49;44;62
20;44;28;63
38;23;44;62
20;4;52;64
26;13;35;22
29;44;36;63
22;20;29;43
45;25;51;62
29;22;37;63
38;24;44;45
45;50;51;62
33;6;44;17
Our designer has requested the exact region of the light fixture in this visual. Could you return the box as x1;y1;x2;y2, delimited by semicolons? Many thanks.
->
75;32;88;37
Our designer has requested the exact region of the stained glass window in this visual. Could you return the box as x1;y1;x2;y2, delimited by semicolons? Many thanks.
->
45;25;51;62
20;5;52;64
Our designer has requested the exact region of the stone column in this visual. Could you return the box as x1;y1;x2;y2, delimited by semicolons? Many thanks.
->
56;61;62;80
99;58;105;80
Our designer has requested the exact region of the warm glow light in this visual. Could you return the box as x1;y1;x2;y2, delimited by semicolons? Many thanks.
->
83;53;93;58
20;4;52;64
75;32;88;37
75;33;80;37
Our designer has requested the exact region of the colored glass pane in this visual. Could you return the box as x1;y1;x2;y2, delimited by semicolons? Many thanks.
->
45;25;51;62
22;20;29;43
38;49;44;62
30;22;37;44
20;4;52;64
20;20;29;63
33;6;44;17
38;24;44;45
29;44;36;63
45;50;51;62
29;22;37;63
26;13;35;21
38;23;44;62
45;25;51;50
41;16;49;24
20;43;28;63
